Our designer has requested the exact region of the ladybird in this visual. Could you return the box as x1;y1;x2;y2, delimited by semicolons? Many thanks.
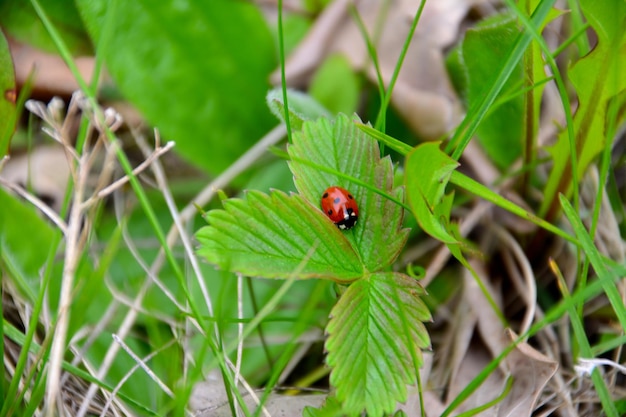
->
320;186;359;230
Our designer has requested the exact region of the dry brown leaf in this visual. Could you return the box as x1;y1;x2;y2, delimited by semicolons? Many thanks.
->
451;344;509;415
494;329;558;417
438;285;479;392
400;390;448;417
444;265;507;413
446;334;557;417
434;265;557;416
469;261;509;356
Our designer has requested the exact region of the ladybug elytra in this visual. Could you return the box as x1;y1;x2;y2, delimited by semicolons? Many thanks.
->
320;186;359;230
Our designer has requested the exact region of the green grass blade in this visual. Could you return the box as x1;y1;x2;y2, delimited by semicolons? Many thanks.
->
449;171;577;245
551;257;619;417
559;195;626;334
355;123;413;155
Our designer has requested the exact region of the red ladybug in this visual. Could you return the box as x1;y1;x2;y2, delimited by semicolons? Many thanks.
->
320;186;359;230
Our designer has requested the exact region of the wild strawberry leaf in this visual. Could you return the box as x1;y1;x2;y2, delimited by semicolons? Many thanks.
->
405;142;459;243
196;190;363;282
325;272;431;417
303;396;344;417
288;114;408;271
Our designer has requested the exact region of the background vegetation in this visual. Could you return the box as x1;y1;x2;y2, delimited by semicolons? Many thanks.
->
0;0;625;416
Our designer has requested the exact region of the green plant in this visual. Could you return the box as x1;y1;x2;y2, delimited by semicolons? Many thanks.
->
2;0;626;415
197;114;431;416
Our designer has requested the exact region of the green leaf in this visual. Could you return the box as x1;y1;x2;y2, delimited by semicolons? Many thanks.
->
325;272;431;417
196;190;363;283
0;189;55;302
0;30;16;157
309;54;360;115
266;88;332;131
448;13;523;168
0;0;92;55
303;396;344;417
289;114;409;271
540;0;626;214
445;0;554;163
405;142;459;243
76;0;276;175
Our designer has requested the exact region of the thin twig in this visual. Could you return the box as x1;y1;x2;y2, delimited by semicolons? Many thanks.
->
45;152;88;416
82;141;175;208
77;279;152;417
135;132;214;321
112;334;175;397
493;225;537;336
0;178;68;234
77;138;200;416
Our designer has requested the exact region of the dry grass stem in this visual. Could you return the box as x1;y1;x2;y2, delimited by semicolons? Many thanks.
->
112;334;175;397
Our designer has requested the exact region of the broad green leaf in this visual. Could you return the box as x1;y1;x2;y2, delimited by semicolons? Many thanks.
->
196;190;363;283
77;0;276;175
447;13;523;168
266;88;332;131
289;114;409;271
405;142;459;243
0;189;55;302
0;30;16;157
309;54;360;115
540;0;626;215
325;272;431;417
0;0;92;55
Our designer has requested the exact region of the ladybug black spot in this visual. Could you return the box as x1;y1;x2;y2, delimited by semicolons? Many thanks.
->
348;194;353;199
327;209;333;215
336;214;358;230
322;192;329;199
